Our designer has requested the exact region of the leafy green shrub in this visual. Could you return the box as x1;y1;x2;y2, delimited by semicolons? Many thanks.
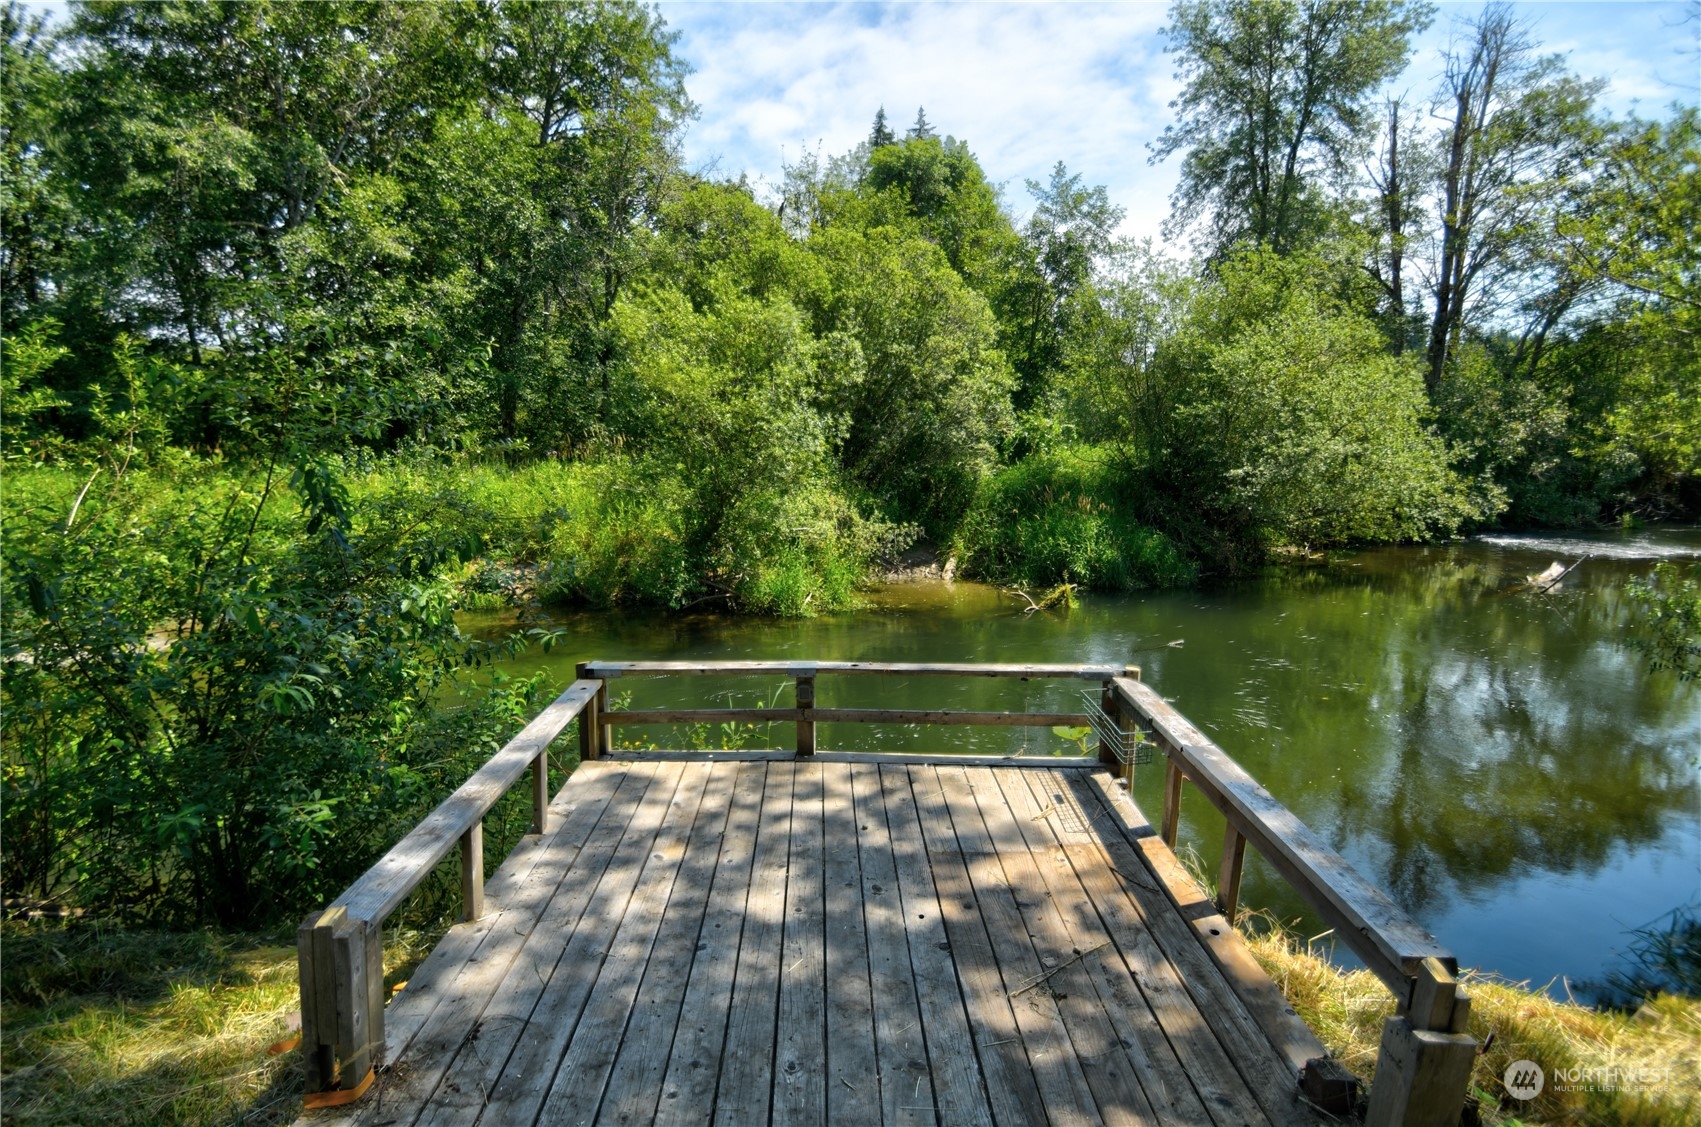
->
1140;248;1478;571
804;223;1016;535
715;483;897;615
0;459;545;927
533;459;696;608
956;446;1194;590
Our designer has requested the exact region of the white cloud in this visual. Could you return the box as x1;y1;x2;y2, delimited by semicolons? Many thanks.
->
662;1;1182;238
661;0;1696;244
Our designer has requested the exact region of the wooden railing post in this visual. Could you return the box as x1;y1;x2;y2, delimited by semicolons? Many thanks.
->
795;674;816;756
1218;823;1246;924
460;821;484;922
576;663;603;761
1365;959;1474;1126
297;906;383;1095
1098;681;1120;770
531;751;550;834
295;678;601;1099
297;907;340;1091
1161;758;1184;848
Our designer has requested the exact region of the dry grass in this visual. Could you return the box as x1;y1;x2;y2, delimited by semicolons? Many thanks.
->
1;923;439;1127
1241;913;1701;1126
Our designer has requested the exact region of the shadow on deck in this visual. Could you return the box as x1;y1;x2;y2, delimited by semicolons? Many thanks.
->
293;663;1475;1127
303;759;1317;1127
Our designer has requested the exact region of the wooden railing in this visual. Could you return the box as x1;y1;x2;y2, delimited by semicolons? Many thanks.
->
578;660;1131;765
298;660;1475;1125
1109;675;1476;1126
295;679;600;1101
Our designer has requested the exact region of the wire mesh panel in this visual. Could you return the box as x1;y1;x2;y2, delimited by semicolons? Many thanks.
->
1082;690;1153;767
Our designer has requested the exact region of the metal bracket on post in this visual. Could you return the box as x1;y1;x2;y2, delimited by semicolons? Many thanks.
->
1083;689;1151;778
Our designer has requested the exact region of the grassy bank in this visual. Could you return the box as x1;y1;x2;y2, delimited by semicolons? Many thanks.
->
1243;917;1701;1125
5;917;1694;1126
0;924;448;1127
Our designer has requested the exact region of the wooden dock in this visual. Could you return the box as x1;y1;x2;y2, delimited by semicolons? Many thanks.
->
294;663;1477;1127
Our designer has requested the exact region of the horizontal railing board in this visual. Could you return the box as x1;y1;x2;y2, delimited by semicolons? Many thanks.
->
813;751;1101;768
607;708;796;724
333;679;601;925
607;708;1094;728
583;660;1128;680
1111;676;1451;1002
600;749;796;761
602;749;1103;769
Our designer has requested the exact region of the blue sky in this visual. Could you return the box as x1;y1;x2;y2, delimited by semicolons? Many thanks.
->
658;1;1699;240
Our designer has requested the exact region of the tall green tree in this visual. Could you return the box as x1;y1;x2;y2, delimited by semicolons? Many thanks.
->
453;0;692;442
1139;248;1473;569
804;224;1015;533
1007;163;1125;406
1153;0;1432;258
1421;1;1605;395
869;106;895;148
1;4;67;329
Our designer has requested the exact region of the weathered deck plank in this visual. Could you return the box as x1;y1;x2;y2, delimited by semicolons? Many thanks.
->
650;761;767;1127
713;759;795;1127
322;762;655;1127
416;762;688;1127
774;760;827;1126
538;761;729;1125
948;766;1165;1127
593;761;737;1123
297;760;1321;1127
820;762;882;1124
847;764;936;1127
915;767;1099;1127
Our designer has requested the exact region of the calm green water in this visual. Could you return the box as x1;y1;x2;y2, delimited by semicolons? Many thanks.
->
465;528;1701;996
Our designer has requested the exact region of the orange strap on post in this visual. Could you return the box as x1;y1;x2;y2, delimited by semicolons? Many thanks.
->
302;1067;376;1109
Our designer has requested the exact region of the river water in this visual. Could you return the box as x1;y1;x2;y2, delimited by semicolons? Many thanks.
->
466;528;1701;998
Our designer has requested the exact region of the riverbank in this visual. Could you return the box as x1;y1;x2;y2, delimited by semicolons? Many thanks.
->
1242;918;1700;1124
4;918;1694;1126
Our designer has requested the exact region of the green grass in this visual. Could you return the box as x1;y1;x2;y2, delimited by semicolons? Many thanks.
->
356;456;884;615
955;445;1196;590
5;911;1696;1126
0;923;442;1127
2;925;304;1126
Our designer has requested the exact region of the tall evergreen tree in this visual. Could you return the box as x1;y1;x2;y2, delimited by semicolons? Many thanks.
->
908;105;935;140
870;105;895;148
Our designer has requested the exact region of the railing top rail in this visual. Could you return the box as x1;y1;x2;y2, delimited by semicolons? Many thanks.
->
582;660;1131;680
331;678;600;926
1110;676;1453;1004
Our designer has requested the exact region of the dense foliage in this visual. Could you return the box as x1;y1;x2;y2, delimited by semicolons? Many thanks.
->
1;0;1693;925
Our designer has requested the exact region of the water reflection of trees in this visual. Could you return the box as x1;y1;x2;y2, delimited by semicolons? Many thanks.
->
1220;552;1699;918
497;548;1698;929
